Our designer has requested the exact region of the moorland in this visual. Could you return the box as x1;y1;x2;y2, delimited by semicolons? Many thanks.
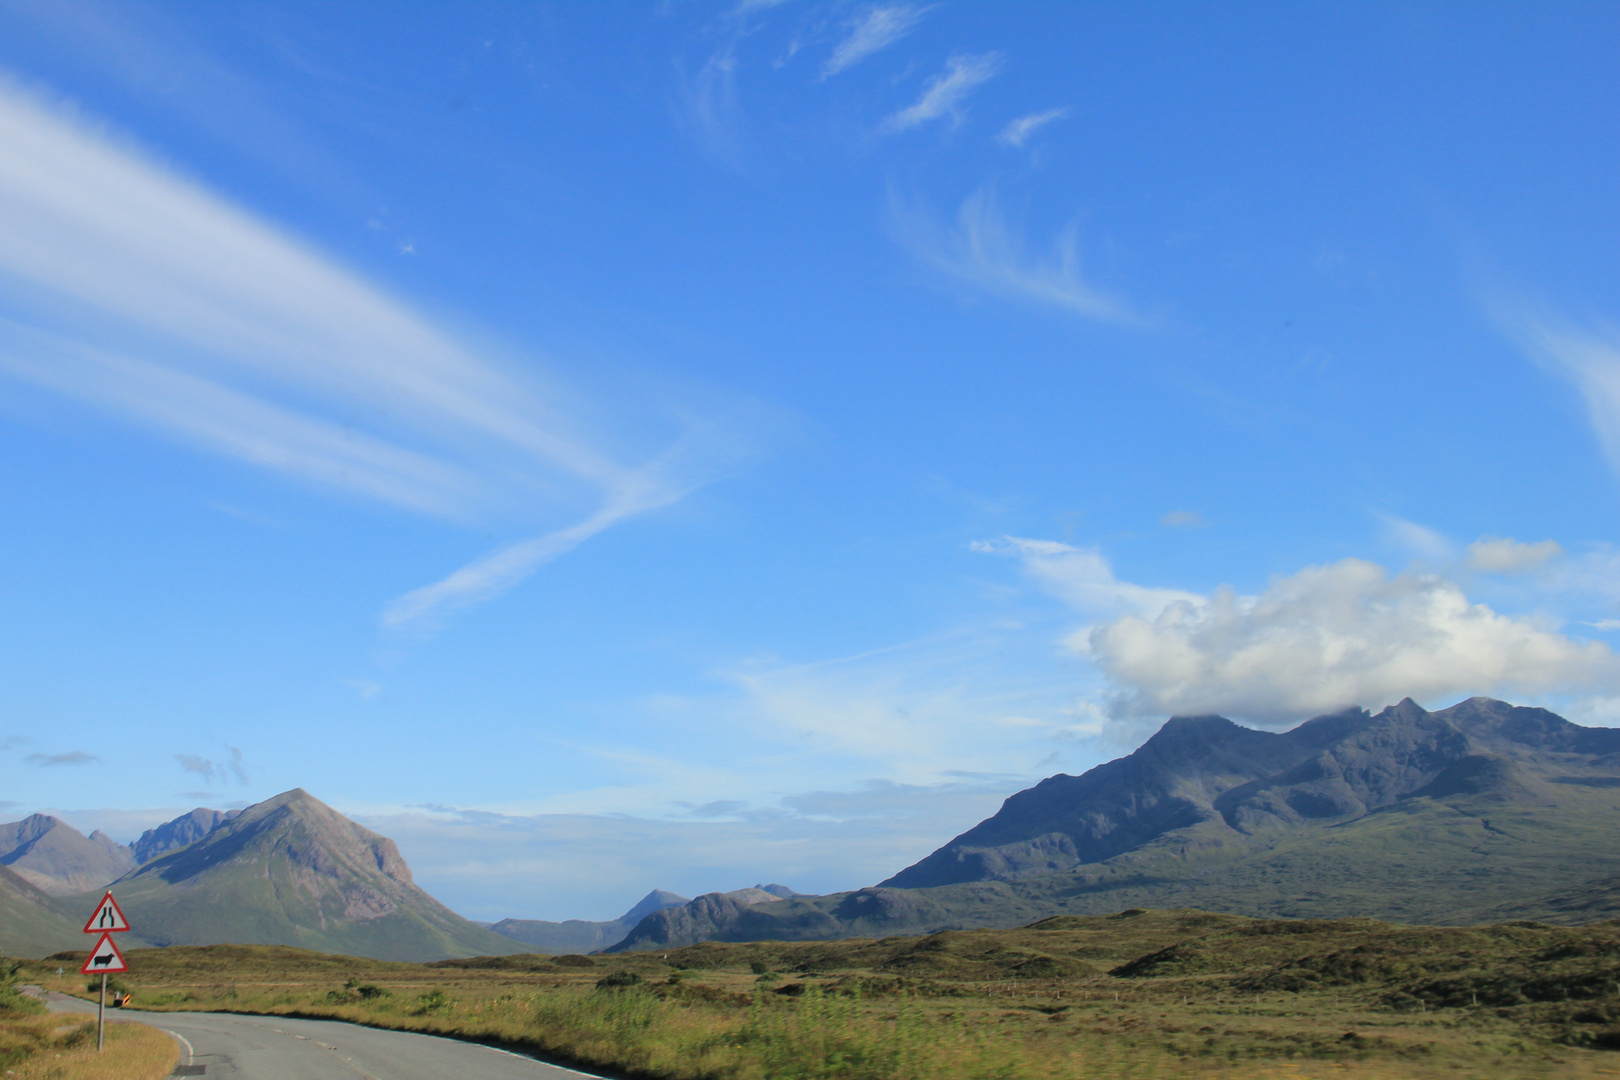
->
22;907;1620;1080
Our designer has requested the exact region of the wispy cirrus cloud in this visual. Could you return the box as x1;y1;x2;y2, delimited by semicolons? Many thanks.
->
890;186;1139;324
673;48;749;170
997;107;1069;147
822;5;930;79
383;495;667;631
1502;307;1620;480
0;80;751;632
884;52;1003;131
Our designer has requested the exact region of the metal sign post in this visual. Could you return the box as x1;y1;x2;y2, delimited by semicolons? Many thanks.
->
80;894;132;1053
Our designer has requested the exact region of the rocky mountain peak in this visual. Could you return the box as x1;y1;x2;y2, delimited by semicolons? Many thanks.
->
0;813;136;896
881;697;1620;892
95;788;521;961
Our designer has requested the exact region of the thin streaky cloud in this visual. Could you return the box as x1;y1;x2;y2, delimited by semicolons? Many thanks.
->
997;107;1069;147
884;52;1003;131
890;185;1139;325
1503;307;1620;482
384;403;772;630
1374;511;1455;564
822;5;929;79
383;501;660;632
674;49;749;172
0;80;747;627
0;321;481;520
0;83;624;493
26;751;97;767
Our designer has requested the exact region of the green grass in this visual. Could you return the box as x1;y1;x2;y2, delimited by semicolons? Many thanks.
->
20;908;1620;1079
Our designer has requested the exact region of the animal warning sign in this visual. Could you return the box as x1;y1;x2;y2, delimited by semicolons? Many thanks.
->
80;933;128;975
82;892;130;934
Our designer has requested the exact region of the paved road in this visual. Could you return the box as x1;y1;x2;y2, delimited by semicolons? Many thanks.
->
44;990;601;1079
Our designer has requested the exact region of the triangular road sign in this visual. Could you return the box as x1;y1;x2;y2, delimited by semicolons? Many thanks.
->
82;892;130;934
80;933;128;975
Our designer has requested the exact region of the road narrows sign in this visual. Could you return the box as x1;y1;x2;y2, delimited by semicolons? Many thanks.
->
80;933;128;975
82;891;133;1052
82;892;130;934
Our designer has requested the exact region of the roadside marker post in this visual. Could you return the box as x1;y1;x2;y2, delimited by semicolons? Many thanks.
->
80;892;131;1052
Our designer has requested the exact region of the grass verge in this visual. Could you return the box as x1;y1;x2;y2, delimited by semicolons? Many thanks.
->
1;998;177;1080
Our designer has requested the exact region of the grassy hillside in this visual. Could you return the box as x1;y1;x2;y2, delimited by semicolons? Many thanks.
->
26;908;1620;1079
0;866;85;958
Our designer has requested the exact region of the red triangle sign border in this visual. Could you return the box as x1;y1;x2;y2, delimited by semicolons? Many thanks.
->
79;932;128;975
81;891;131;934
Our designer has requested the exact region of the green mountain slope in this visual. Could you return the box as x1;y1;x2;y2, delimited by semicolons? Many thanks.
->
67;789;525;962
613;698;1620;950
0;864;85;957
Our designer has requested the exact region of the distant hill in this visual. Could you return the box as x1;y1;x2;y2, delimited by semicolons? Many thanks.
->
0;864;85;957
491;889;689;953
613;698;1620;950
67;788;525;962
0;814;137;895
131;807;239;864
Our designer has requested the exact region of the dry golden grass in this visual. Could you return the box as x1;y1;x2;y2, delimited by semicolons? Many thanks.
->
22;908;1620;1080
0;1013;177;1080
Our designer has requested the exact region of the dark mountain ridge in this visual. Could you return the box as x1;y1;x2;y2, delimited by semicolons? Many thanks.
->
131;807;240;865
883;697;1618;889
613;697;1620;950
491;889;691;953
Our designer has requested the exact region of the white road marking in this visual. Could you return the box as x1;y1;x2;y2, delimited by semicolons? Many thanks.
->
161;1028;197;1066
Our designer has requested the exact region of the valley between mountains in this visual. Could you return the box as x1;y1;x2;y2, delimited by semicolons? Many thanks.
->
4;696;1619;962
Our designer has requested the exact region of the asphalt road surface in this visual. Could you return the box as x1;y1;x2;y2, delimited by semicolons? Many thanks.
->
44;989;602;1079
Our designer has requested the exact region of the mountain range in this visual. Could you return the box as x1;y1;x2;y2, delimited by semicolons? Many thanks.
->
610;697;1620;949
489;889;690;954
0;789;521;961
0;814;138;895
6;697;1620;961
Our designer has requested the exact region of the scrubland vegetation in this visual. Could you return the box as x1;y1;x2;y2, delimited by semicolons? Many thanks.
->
21;908;1620;1079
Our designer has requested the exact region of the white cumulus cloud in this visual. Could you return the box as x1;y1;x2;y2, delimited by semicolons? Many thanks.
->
1085;558;1619;725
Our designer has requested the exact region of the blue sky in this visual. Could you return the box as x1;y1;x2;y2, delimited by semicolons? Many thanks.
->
1;1;1618;921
